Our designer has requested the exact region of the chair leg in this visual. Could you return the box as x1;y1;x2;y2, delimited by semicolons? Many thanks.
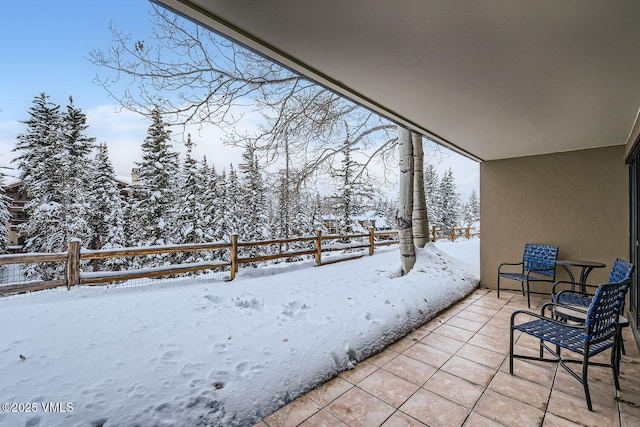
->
509;325;515;374
539;339;544;358
613;327;624;388
497;274;501;299
582;356;593;411
611;344;621;391
526;280;531;308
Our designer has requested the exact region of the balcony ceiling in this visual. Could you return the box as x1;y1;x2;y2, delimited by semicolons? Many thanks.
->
156;0;640;161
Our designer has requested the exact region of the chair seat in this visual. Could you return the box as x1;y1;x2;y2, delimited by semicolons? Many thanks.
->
499;272;552;282
513;319;614;356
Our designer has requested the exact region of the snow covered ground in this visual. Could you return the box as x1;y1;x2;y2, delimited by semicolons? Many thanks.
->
0;239;479;427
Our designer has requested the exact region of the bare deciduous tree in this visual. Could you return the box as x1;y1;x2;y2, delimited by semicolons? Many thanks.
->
412;132;429;247
397;127;415;275
91;4;437;274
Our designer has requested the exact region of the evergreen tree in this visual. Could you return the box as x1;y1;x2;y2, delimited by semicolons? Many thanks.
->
206;166;230;261
0;172;10;254
122;196;135;248
438;167;460;228
460;190;480;228
272;169;310;250
13;94;62;189
270;165;297;245
468;189;480;223
176;135;209;260
130;108;180;263
308;192;326;233
200;158;217;237
88;143;126;270
329;143;375;238
57;96;95;242
224;164;242;237
373;197;398;230
289;187;308;237
423;163;440;228
460;202;473;228
214;170;229;241
238;144;268;255
13;94;95;279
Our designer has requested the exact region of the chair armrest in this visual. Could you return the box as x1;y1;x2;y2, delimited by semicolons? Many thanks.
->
567;283;601;291
552;280;582;294
498;261;523;273
510;304;584;329
541;301;587;316
551;281;591;301
525;268;555;278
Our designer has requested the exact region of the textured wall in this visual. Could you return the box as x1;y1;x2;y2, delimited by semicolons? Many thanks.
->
480;146;628;292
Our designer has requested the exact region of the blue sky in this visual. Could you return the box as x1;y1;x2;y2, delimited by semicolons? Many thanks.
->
0;0;153;119
0;0;167;178
0;0;246;179
0;1;478;198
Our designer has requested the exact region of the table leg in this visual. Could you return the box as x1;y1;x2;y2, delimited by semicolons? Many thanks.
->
560;265;576;291
579;267;595;293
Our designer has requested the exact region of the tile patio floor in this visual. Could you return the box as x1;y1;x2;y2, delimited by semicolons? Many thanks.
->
254;289;640;427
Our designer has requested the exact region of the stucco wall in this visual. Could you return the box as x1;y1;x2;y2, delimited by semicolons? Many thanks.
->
480;146;628;292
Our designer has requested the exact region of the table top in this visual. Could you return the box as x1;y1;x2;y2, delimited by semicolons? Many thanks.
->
554;303;629;324
554;304;587;322
556;259;606;268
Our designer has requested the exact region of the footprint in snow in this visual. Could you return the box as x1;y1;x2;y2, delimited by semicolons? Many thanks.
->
180;362;204;378
213;342;227;353
160;350;181;362
204;295;224;304
233;296;264;312
234;361;264;378
281;301;310;318
155;402;171;412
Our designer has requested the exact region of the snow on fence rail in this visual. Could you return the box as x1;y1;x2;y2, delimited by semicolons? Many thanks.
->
0;226;477;296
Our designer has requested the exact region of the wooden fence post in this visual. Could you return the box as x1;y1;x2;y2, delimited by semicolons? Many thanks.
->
66;240;81;290
450;227;455;242
314;230;322;265
431;225;436;242
368;227;375;256
230;234;238;280
465;226;470;239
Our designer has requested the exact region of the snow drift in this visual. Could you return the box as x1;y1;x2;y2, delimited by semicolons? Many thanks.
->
0;241;478;426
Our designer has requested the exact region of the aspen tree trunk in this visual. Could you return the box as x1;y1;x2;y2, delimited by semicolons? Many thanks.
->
397;126;416;275
412;132;429;247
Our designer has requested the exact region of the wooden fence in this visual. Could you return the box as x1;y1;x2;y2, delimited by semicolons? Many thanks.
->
0;226;477;297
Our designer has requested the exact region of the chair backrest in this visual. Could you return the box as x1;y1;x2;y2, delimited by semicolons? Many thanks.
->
608;258;634;284
523;243;558;277
585;279;630;344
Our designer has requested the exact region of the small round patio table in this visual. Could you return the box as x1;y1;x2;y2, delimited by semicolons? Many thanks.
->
555;259;606;293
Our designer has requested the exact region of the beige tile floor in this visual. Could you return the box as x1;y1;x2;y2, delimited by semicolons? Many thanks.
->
255;289;640;427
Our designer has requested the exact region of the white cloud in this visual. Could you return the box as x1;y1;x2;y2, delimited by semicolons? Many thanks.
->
85;106;148;177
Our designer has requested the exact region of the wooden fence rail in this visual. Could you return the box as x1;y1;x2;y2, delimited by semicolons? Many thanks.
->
0;226;477;296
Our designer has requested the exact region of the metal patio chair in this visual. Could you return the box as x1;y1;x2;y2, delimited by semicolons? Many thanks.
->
498;243;559;308
552;258;634;371
509;279;630;411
